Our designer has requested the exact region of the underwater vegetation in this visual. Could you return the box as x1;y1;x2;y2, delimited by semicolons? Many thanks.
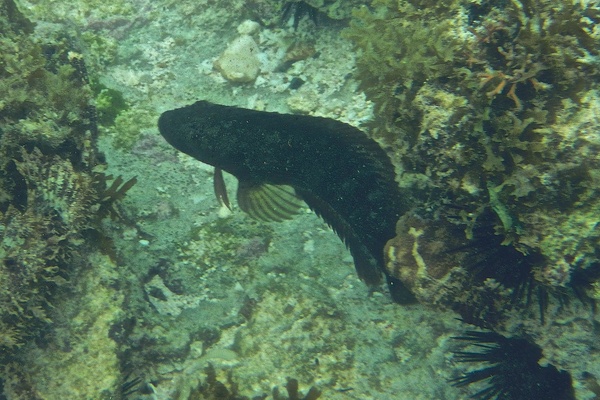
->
0;0;135;397
0;0;95;352
91;79;129;126
2;0;598;397
172;364;321;400
345;0;600;323
343;0;600;397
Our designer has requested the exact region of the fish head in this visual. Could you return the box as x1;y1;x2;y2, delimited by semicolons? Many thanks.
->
158;101;243;172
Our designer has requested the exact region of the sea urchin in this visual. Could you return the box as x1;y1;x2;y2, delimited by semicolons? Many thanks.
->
451;330;575;400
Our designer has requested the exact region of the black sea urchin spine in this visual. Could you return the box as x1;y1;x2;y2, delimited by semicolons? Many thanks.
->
451;331;575;400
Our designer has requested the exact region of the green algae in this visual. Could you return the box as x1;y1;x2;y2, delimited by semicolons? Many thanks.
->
110;106;155;150
0;1;135;397
91;80;129;125
5;0;599;398
345;0;600;296
342;1;464;111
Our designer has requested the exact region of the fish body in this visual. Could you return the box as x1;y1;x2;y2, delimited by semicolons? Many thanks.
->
159;101;414;301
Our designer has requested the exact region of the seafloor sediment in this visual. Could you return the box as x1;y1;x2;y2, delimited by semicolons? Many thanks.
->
2;0;599;399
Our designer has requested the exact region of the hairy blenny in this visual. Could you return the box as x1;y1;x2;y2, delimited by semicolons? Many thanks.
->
158;101;414;303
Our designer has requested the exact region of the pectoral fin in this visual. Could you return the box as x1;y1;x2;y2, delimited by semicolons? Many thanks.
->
237;181;304;222
213;168;231;210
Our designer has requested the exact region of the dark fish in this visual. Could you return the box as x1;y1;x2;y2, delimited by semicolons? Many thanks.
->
158;101;415;303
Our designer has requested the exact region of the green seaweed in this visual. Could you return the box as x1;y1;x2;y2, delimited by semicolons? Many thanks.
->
0;1;134;397
91;80;129;126
351;0;600;322
111;106;154;150
342;0;467;140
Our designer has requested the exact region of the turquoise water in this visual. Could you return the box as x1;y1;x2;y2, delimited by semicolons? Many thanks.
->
1;0;599;398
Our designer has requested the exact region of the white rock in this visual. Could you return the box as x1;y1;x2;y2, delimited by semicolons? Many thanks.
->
214;35;261;83
236;20;260;36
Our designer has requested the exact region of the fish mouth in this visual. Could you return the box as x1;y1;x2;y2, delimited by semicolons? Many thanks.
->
158;108;196;156
157;109;177;145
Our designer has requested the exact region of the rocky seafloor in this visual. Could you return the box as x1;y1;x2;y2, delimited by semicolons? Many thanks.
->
1;0;599;399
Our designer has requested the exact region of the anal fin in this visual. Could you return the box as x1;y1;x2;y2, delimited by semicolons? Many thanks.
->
295;188;382;285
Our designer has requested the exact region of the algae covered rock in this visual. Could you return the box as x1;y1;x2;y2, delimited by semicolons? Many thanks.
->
1;0;99;352
346;3;600;394
0;0;133;397
345;0;600;311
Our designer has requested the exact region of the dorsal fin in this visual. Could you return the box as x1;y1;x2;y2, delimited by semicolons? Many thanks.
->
296;115;399;189
237;180;304;222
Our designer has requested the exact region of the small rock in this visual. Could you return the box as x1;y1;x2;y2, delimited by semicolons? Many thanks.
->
236;20;260;36
287;91;319;114
214;35;261;83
